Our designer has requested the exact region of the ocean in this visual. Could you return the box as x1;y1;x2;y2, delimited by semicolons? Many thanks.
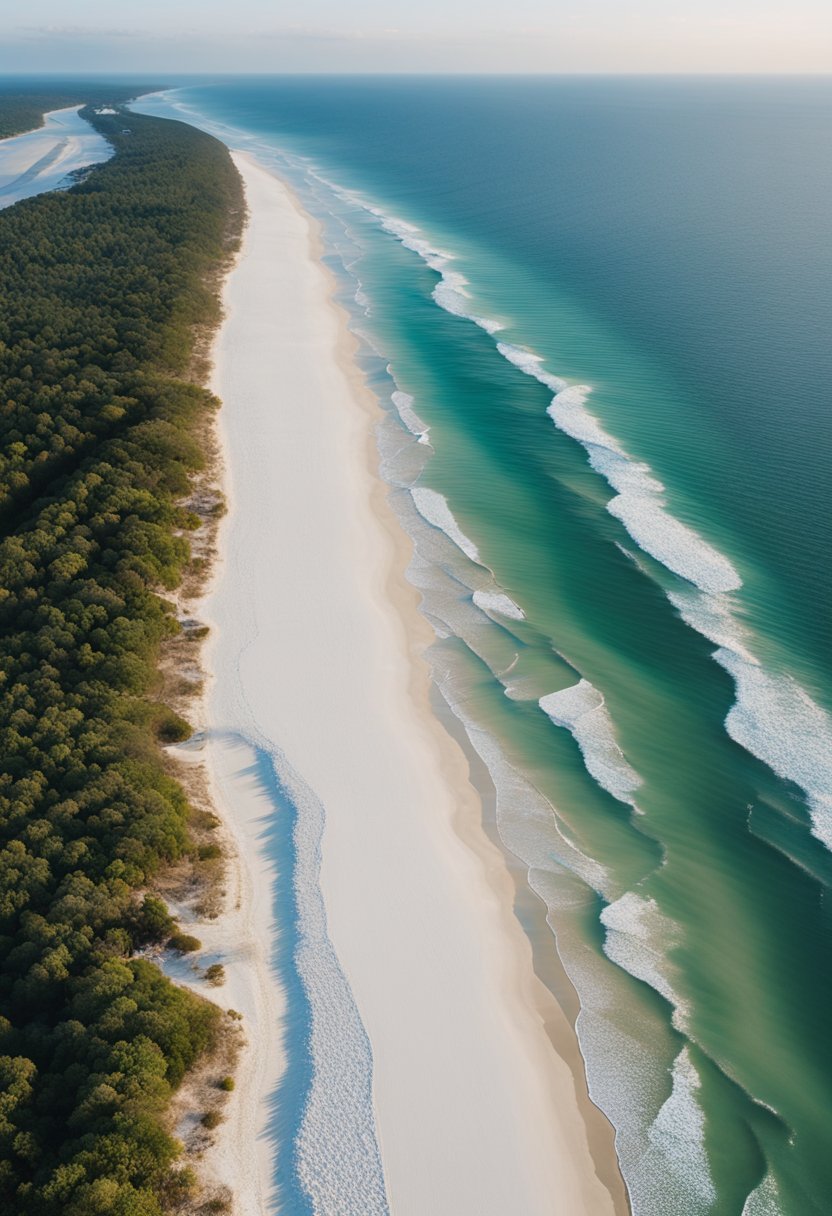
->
136;77;832;1215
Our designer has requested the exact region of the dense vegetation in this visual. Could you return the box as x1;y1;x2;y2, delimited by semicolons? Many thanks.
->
0;84;155;140
0;98;243;1213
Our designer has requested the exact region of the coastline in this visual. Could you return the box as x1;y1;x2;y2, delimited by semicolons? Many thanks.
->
191;145;628;1213
315;171;631;1214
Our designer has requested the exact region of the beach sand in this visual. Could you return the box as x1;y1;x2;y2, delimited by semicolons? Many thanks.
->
198;149;627;1215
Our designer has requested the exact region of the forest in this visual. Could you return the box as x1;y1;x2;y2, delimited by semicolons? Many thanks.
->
0;94;244;1214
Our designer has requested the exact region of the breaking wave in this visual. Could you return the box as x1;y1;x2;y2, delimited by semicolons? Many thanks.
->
411;486;482;565
642;1048;718;1213
540;679;642;808
391;389;431;444
600;892;686;1025
472;588;525;621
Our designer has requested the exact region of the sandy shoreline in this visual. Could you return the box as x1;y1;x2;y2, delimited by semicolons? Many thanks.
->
195;148;626;1213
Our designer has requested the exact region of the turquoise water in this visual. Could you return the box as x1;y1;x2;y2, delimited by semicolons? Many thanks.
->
138;79;832;1214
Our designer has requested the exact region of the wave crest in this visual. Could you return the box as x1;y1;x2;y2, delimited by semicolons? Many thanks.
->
600;891;685;1019
411;486;482;565
540;679;642;807
472;588;525;621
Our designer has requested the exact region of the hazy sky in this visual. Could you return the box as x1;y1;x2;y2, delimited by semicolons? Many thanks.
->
3;0;832;74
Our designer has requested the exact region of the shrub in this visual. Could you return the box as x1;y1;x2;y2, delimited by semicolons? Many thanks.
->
169;933;202;954
204;1197;231;1214
156;709;193;744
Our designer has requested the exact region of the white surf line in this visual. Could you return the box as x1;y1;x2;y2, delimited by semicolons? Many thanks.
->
411;484;483;565
344;196;832;859
540;679;642;809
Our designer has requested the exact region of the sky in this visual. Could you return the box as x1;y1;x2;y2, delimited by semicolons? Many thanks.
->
2;0;831;74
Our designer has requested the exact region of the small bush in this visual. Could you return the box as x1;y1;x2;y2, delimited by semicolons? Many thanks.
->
156;708;192;744
170;932;202;954
205;964;225;986
201;1110;222;1130
164;1167;198;1201
218;1076;235;1092
198;843;222;861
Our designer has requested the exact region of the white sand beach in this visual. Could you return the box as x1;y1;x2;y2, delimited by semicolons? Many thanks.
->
199;151;625;1214
0;107;111;208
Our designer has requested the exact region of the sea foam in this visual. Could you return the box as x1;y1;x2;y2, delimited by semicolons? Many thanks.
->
496;341;567;394
472;588;525;621
436;672;611;897
547;388;740;593
607;493;742;595
715;647;832;852
644;1048;717;1213
667;587;757;663
370;212;504;335
540;679;642;807
411;486;481;564
741;1174;783;1216
667;586;832;851
391;389;430;444
315;181;505;337
501;336;742;595
600;891;686;1022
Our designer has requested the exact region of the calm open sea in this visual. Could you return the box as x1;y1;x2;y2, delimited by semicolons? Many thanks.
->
139;77;832;1215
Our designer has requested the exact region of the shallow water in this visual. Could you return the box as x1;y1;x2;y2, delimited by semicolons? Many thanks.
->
136;79;832;1214
0;106;111;208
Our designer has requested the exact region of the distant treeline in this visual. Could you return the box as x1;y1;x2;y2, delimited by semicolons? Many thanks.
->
0;85;158;140
0;99;243;1214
